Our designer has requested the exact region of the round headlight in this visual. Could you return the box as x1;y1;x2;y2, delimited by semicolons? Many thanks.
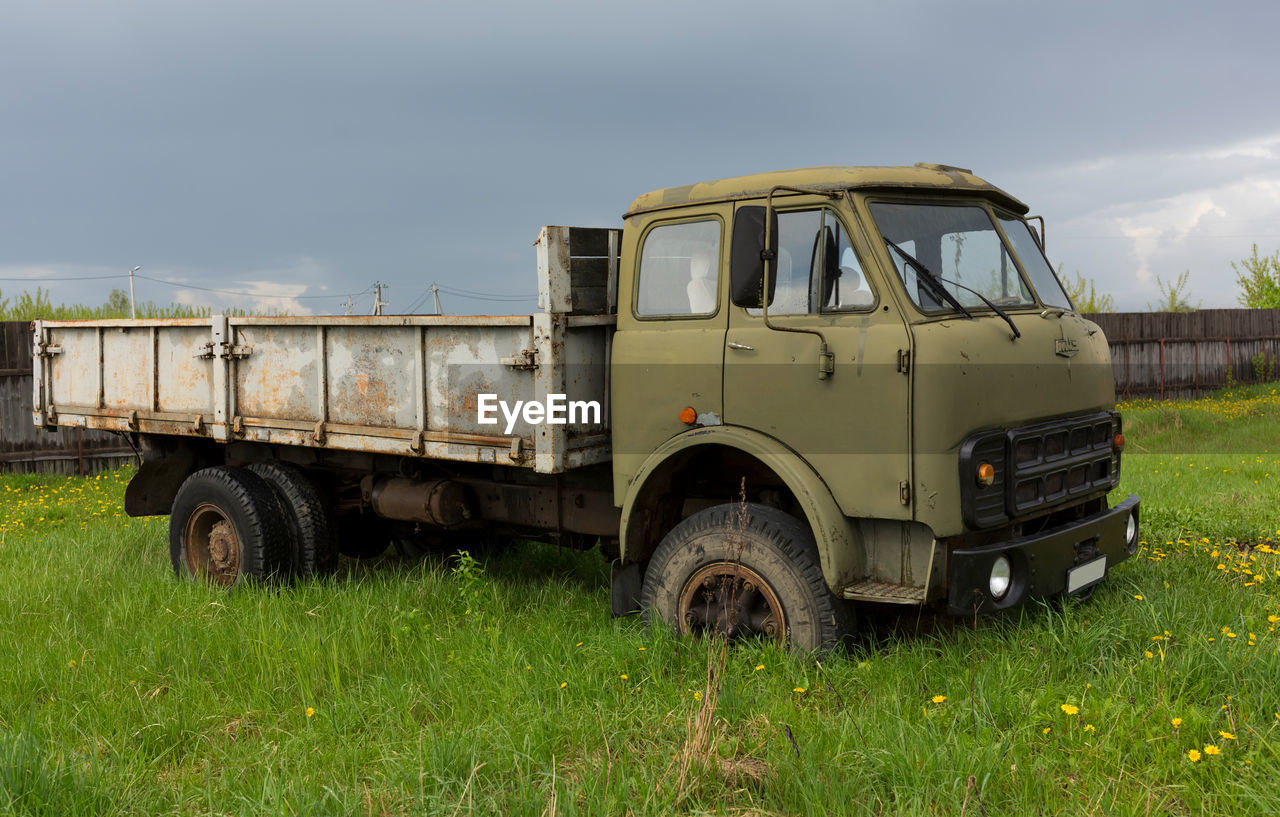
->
1126;510;1139;553
989;555;1012;600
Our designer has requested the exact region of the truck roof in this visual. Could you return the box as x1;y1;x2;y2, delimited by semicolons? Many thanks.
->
625;163;1029;217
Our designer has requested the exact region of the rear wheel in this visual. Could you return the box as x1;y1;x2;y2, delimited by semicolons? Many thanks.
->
246;462;338;578
169;467;288;586
640;503;850;652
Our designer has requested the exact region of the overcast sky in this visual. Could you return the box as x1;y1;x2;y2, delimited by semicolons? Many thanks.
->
3;0;1279;315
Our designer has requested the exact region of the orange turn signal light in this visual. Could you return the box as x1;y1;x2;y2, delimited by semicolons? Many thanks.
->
976;462;996;488
1113;432;1125;450
679;406;697;425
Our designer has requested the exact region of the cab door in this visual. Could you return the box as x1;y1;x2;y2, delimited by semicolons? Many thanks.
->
610;205;731;505
722;199;913;519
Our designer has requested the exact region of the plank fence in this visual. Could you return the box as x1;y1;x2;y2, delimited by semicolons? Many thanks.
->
1;309;1273;471
1083;309;1280;401
1;321;134;475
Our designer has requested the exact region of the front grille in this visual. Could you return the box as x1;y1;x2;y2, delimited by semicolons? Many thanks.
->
960;411;1119;530
1007;414;1116;516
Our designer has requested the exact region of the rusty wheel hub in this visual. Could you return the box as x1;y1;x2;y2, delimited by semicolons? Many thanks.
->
184;503;241;586
677;562;785;643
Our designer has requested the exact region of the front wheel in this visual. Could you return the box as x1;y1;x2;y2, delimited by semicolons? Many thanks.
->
640;503;851;652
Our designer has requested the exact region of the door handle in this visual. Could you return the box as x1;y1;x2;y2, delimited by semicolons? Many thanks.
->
726;341;755;351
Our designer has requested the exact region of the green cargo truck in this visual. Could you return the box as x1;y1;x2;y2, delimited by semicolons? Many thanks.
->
33;163;1139;650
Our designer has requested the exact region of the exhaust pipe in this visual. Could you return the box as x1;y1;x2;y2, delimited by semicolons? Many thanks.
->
362;477;473;527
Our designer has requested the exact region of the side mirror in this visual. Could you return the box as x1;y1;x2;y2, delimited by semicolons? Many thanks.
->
730;206;779;308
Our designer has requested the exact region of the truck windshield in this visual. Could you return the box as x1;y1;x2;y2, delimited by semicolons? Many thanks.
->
870;202;1057;314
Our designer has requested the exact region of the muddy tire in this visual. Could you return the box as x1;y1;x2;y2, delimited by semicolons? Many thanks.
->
169;466;289;587
640;503;851;652
246;462;338;578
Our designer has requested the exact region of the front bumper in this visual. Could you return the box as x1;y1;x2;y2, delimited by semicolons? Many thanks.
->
946;495;1140;615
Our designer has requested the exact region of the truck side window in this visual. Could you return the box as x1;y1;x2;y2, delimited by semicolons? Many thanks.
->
635;220;722;317
748;209;873;316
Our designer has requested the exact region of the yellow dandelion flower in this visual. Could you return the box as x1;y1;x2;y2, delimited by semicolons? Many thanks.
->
1042;727;1051;735
575;642;583;647
1203;745;1221;756
1134;594;1144;600
1219;730;1236;740
1060;704;1079;715
932;695;947;704
306;707;315;718
560;682;567;689
693;690;702;701
793;687;806;694
1145;651;1154;659
620;674;628;680
755;664;765;671
1172;718;1183;728
67;660;76;669
1188;749;1201;762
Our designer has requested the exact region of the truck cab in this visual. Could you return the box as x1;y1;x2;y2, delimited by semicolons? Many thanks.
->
610;164;1139;646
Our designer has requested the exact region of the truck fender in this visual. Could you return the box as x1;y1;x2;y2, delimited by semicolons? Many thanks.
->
619;425;862;595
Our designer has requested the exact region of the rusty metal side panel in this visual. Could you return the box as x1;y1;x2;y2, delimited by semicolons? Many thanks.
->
47;325;101;409
426;323;536;436
102;327;153;410
325;325;418;428
34;308;613;474
231;324;322;422
563;321;610;442
156;326;215;414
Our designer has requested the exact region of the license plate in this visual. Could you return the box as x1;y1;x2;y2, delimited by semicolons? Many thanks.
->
1067;556;1107;594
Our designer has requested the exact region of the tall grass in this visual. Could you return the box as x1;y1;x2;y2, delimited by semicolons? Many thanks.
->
1;390;1278;814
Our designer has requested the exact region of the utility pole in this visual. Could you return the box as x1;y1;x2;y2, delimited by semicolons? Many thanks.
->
128;266;141;319
371;282;386;316
344;295;354;316
431;282;442;315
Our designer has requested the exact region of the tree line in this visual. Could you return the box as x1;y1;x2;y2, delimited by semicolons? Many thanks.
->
0;288;264;322
1065;244;1280;314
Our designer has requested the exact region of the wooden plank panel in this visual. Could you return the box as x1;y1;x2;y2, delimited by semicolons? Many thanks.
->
570;287;608;315
568;227;617;257
569;257;609;288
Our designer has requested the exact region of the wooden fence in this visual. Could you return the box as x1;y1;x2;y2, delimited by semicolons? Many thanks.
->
1;307;1273;468
1083;309;1280;400
1;321;134;475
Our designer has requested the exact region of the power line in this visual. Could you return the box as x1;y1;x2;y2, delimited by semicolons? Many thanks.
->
135;274;374;301
0;274;131;282
433;284;534;303
403;287;434;314
435;282;535;299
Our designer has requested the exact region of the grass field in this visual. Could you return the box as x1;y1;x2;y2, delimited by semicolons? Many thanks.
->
3;387;1280;815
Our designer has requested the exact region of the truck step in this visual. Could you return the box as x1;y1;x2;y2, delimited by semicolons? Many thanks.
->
842;580;927;604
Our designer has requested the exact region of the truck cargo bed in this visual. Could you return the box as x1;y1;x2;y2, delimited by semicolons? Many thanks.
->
32;227;619;474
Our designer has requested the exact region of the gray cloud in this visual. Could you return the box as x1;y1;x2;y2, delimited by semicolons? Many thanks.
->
3;0;1280;315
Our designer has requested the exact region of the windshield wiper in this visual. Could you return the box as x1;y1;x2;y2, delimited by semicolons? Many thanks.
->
935;275;1021;340
883;237;972;320
883;237;1021;340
